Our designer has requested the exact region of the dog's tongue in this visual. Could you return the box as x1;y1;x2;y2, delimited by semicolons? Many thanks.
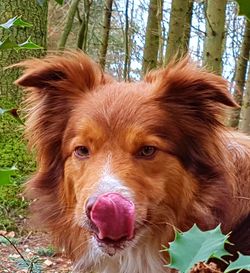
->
90;193;135;241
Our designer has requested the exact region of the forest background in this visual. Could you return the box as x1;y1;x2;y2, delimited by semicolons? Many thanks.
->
0;0;250;257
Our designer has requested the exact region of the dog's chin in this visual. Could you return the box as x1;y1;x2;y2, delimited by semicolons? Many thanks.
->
91;226;145;256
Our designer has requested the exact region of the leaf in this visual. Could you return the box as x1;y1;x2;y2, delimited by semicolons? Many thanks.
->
235;0;250;20
163;224;231;273
0;16;32;29
54;0;64;5
225;253;250;272
0;108;24;124
18;37;43;50
0;166;17;185
0;37;18;50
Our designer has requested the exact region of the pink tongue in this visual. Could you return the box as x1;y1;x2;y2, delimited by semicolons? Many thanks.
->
90;193;135;241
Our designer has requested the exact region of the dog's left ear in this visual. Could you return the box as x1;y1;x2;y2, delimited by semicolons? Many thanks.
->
145;57;238;128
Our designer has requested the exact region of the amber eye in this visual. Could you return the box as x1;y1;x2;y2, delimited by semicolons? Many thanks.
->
136;146;157;158
74;146;90;159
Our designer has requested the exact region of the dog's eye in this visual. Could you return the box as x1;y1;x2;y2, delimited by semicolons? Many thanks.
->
74;146;90;159
136;146;157;158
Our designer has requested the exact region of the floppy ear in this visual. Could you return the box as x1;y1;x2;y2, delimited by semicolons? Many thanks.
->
14;52;111;183
145;57;238;182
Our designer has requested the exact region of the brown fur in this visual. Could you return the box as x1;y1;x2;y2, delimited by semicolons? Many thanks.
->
15;52;250;272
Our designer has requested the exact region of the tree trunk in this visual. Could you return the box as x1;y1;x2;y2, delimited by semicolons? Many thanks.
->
99;0;114;70
0;0;48;105
182;0;194;54
77;0;92;51
157;0;164;67
123;0;130;80
229;20;250;128
239;62;250;134
142;0;161;74
203;0;227;75
164;0;190;65
58;0;81;50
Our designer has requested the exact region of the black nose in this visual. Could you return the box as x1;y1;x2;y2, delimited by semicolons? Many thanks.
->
85;196;97;219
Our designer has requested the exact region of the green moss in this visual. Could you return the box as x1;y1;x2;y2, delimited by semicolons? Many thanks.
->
0;98;35;232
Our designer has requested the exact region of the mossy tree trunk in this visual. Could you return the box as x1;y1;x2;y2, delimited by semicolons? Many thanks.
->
164;0;190;65
229;20;250;128
58;0;81;50
0;0;48;105
99;0;114;70
182;0;194;54
77;0;92;51
142;0;161;74
203;0;227;75
239;62;250;134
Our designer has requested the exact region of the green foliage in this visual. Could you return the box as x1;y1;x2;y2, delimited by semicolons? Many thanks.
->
0;166;17;185
164;225;250;273
225;253;250;272
0;99;35;232
13;257;42;273
235;0;250;20
0;17;33;29
163;225;230;273
0;17;42;50
37;246;55;257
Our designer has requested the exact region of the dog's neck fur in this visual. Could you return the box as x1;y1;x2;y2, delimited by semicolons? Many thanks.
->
73;230;170;273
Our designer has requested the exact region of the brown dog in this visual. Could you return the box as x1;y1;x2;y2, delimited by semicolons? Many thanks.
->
15;52;250;273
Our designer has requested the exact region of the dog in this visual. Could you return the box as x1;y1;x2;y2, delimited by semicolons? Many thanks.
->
15;52;250;273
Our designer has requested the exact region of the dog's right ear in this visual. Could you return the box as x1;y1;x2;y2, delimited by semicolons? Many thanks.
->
15;51;111;94
14;52;112;176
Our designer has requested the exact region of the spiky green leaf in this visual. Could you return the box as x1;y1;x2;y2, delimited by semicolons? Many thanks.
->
0;16;32;29
163;225;230;273
18;37;43;50
225;253;250;272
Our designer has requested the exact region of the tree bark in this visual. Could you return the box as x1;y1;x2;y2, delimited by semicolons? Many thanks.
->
58;0;81;50
142;0;161;74
0;0;48;105
99;0;114;70
123;0;130;80
203;0;227;75
229;20;250;128
77;0;92;51
182;0;194;54
164;0;190;65
239;62;250;134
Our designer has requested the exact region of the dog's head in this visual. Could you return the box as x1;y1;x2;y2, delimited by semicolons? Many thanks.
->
16;52;237;267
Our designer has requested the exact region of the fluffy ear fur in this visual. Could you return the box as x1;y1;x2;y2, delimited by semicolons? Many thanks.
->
14;52;111;188
145;57;238;181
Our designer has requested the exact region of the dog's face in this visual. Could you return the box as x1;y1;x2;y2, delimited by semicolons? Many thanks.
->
15;52;236;266
62;82;190;255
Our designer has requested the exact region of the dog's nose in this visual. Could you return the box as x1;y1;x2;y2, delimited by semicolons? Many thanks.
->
85;196;97;219
85;193;135;242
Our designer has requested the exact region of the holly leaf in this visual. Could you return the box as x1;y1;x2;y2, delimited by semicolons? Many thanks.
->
0;166;17;185
0;16;32;29
225;253;250;272
235;0;250;20
17;37;43;50
163;224;231;273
